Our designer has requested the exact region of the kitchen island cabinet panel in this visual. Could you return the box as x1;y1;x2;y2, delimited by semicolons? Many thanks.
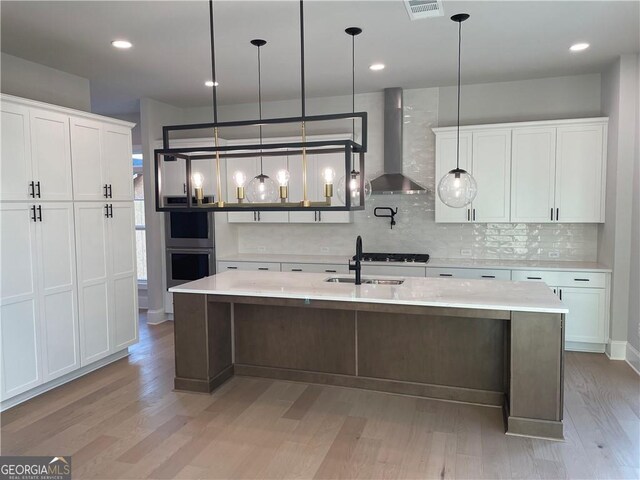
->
234;304;356;375
357;312;505;392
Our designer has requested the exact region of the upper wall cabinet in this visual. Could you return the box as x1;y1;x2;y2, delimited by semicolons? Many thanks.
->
1;102;73;201
435;130;511;223
1;95;135;204
70;118;133;201
434;118;607;224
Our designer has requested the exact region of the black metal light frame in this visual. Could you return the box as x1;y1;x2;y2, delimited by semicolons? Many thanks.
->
154;112;367;212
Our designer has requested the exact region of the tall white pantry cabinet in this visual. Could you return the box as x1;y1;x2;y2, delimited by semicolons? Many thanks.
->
0;94;138;407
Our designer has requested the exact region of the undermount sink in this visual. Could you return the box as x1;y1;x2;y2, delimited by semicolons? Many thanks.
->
325;277;405;285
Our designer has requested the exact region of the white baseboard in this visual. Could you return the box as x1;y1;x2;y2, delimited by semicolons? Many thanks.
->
566;341;605;353
146;307;168;325
626;343;640;375
606;340;627;360
1;349;129;411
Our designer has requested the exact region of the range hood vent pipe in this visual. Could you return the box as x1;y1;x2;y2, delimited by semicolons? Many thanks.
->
370;88;426;195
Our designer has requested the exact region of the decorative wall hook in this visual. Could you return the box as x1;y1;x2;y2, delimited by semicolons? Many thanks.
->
374;207;398;229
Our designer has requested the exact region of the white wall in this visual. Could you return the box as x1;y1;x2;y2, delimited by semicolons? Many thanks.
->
210;75;600;262
140;98;184;324
626;54;640;366
599;56;638;348
0;53;91;111
438;74;602;126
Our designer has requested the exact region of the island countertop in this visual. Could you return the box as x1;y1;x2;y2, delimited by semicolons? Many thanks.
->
169;270;567;314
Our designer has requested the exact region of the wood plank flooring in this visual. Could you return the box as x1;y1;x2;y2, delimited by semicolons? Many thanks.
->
1;312;638;479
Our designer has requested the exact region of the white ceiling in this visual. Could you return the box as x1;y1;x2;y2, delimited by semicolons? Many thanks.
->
1;0;639;115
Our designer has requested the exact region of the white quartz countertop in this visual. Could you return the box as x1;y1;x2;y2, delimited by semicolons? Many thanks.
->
216;253;611;272
169;271;568;314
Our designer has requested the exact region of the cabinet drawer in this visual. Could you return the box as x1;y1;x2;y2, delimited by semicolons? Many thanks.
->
361;265;426;277
218;261;281;272
512;270;606;288
282;263;349;274
426;267;511;280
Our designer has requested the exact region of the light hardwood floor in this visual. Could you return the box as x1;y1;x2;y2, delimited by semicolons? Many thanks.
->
1;313;638;480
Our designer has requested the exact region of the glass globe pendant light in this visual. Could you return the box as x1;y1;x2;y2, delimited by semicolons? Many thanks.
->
336;26;371;206
246;38;279;203
437;13;477;208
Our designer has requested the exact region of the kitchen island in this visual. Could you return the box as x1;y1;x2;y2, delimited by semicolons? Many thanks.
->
169;271;567;440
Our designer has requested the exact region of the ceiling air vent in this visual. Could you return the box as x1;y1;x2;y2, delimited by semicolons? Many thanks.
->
404;0;444;20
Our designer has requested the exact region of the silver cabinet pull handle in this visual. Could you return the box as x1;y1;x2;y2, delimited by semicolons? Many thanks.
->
258;267;269;271
481;275;495;278
574;278;589;282
527;276;542;280
439;273;453;277
291;268;303;272
226;266;238;269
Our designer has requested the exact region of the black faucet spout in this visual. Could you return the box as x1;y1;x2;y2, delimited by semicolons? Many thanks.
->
349;235;363;285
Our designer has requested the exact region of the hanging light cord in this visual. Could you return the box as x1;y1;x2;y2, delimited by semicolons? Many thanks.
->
351;32;355;136
208;0;218;124
456;18;462;171
257;43;264;174
299;0;306;119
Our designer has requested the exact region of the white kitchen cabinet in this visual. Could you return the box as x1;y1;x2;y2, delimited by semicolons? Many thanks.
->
0;202;80;400
1;102;32;201
75;202;138;366
36;203;80;381
511;127;558;223
0;204;41;399
0;101;73;202
434;132;472;223
472;130;511;223
513;269;609;352
226;156;289;224
554;125;606;223
435;130;511;223
557;287;607;345
70;117;133;201
218;261;281;272
30;108;74;201
282;263;349;274
434;118;607;224
426;267;511;281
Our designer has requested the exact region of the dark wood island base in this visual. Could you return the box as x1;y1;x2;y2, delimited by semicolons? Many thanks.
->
172;293;564;440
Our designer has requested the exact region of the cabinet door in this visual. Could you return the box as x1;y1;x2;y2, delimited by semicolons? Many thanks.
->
36;203;80;381
109;203;138;351
561;287;606;344
74;203;111;365
103;125;133;201
435;133;472;223
0;204;42;399
30;108;73;201
0;102;33;201
70;117;108;201
472;130;511;223
555;125;605;223
511;127;556;223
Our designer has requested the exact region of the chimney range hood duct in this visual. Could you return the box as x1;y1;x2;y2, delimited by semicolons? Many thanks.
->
370;88;426;195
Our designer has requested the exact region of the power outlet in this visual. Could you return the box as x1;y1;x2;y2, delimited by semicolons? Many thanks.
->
320;247;329;253
460;249;472;257
548;251;560;259
257;246;266;253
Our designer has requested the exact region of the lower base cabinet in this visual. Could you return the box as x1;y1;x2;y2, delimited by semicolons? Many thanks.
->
555;287;607;347
75;202;138;366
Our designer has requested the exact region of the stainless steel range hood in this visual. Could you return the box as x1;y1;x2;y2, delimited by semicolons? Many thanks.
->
370;88;427;195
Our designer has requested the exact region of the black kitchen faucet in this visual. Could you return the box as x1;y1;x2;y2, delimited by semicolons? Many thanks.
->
349;235;363;285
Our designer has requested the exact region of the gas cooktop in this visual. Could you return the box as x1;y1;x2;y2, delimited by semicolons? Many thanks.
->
353;253;430;263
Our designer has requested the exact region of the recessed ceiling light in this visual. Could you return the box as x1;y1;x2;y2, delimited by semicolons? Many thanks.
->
570;43;590;52
205;80;219;87
369;63;385;71
111;40;132;49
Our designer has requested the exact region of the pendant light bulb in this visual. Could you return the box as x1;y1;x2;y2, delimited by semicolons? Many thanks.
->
337;170;372;205
437;13;478;209
323;167;336;184
192;172;204;189
276;169;290;187
233;171;246;187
